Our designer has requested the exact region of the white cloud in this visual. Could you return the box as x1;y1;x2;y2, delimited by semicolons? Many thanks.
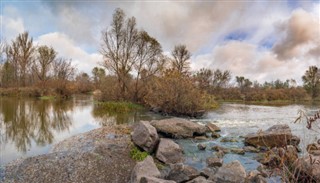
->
1;6;25;41
36;32;102;75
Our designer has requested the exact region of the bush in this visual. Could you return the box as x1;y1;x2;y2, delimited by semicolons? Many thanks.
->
130;145;148;161
143;70;217;116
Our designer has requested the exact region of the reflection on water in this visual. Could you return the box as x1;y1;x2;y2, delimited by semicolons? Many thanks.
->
0;96;162;166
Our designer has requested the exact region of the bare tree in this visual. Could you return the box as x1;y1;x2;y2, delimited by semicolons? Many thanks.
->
52;58;76;96
171;44;191;75
101;8;139;99
212;69;231;89
6;32;35;87
302;66;320;99
33;45;56;88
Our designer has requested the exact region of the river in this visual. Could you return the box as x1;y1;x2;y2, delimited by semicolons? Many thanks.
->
0;96;319;181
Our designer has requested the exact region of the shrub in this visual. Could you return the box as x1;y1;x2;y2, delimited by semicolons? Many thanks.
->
130;145;148;161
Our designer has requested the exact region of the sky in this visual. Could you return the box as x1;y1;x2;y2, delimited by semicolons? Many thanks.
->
0;0;319;84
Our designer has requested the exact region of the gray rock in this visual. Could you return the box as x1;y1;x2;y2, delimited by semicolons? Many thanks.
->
244;124;299;148
211;132;221;138
195;136;207;140
150;118;207;138
246;170;267;183
167;164;200;183
215;150;225;158
198;143;207;150
200;168;217;178
130;156;161;183
243;146;260;153
156;138;184;164
206;122;221;132
132;121;159;153
140;176;176;183
211;145;230;153
220;137;239;143
209;160;247;183
257;165;268;178
186;176;214;183
206;157;223;167
230;148;245;155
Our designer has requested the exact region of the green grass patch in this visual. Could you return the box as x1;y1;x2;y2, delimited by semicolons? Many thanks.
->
39;96;55;100
130;145;148;161
95;101;144;113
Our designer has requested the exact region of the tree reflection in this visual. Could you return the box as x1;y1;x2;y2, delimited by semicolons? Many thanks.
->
0;97;73;152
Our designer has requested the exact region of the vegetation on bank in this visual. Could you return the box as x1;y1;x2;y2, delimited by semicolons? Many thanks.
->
0;8;319;117
94;101;144;113
130;145;149;161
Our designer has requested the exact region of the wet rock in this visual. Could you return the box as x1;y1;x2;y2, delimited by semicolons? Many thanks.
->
307;143;320;155
198;143;207;150
288;135;300;146
156;138;184;164
211;132;221;139
132;121;159;153
206;157;223;167
167;164;200;183
211;145;230;153
243;146;260;153
140;176;176;183
195;136;207;140
200;167;217;179
209;160;247;183
230;148;245;155
130;156;161;183
246;170;267;183
215;150;225;158
186;176;214;183
150;118;207;138
206;122;221;132
293;154;320;182
220;137;239;143
244;124;299;148
4;126;136;183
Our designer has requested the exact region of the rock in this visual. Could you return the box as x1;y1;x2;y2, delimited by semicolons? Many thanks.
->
307;143;320;155
130;156;161;183
186;176;214;183
200;168;217;179
220;137;239;143
244;124;299;148
150;118;207;138
243;146;260;153
206;122;221;132
293;154;320;182
230;148;245;155
156;138;184;164
195;136;207;140
211;132;221;138
198;143;207;150
206;157;223;167
211;145;230;153
132;121;159;153
288;135;300;146
215;150;225;158
246;170;267;183
259;145;298;168
257;165;268;178
140;176;176;183
167;164;200;183
4;126;136;183
209;160;247;183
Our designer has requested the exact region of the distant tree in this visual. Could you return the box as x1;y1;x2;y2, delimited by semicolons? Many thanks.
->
101;8;139;99
194;68;213;91
33;45;56;88
92;67;105;89
171;44;191;75
6;32;35;87
302;66;320;99
1;61;14;87
75;72;92;93
236;76;252;91
212;69;231;89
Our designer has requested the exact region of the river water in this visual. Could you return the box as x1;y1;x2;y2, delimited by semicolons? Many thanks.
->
0;96;319;180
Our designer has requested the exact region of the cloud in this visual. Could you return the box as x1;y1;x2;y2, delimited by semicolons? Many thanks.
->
36;32;102;75
1;6;25;41
272;9;320;60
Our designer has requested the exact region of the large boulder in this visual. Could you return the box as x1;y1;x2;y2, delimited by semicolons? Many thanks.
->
130;156;161;183
244;124;299;148
186;176;214;183
156;138;184;164
167;164;200;183
293;154;320;182
140;177;176;183
4;126;136;183
209;160;247;183
307;143;320;155
206;122;221;132
150;118;207;138
132;121;159;153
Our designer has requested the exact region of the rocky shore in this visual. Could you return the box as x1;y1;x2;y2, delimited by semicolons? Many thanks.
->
2;118;320;183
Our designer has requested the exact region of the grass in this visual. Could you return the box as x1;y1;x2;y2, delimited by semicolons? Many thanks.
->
38;96;55;100
95;101;144;113
130;145;148;161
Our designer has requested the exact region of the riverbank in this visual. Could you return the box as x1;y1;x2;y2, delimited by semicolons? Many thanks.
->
2;117;320;183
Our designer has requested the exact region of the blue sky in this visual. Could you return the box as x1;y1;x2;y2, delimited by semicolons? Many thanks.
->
1;0;319;84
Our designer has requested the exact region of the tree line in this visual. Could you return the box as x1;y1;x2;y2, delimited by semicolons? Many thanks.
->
0;8;319;115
